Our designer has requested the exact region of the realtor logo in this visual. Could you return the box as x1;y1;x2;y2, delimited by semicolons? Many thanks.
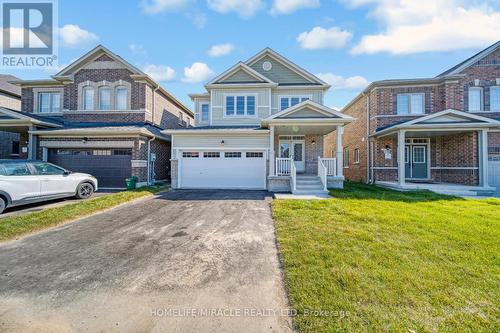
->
1;0;58;68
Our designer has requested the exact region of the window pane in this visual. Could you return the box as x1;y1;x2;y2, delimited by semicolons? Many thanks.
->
397;94;409;115
83;87;94;110
280;98;289;111
99;87;111;110
246;152;263;158
224;152;241;158
290;97;300;106
247;96;255;115
203;152;220;158
410;94;424;114
115;87;127;110
491;87;500;111
301;97;309;102
226;96;234;115
51;93;60;112
39;93;50;113
201;104;209;121
32;163;65;175
236;96;245;115
468;88;482;111
0;163;31;176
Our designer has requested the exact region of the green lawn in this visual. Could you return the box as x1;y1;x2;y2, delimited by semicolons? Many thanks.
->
0;185;166;242
273;182;500;333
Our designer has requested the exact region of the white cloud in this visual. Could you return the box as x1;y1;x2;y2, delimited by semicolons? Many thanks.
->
207;0;264;18
346;0;500;54
316;72;370;90
182;62;215;83
186;11;208;28
141;0;190;14
128;44;147;55
208;43;234;57
297;26;352;50
271;0;320;15
59;24;98;48
144;64;176;81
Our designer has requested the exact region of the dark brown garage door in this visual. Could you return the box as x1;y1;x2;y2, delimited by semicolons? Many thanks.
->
48;148;132;188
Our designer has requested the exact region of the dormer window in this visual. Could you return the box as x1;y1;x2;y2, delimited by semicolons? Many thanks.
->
83;86;94;110
115;86;127;110
99;86;112;110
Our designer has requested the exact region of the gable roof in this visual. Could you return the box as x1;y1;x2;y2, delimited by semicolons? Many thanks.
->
374;109;500;136
245;48;330;87
262;100;353;125
437;40;500;77
0;107;63;127
55;44;143;77
206;62;276;86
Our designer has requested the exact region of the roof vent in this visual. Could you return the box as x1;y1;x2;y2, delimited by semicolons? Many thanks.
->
262;61;272;71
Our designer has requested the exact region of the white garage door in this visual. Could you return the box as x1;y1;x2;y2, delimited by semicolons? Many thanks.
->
179;150;266;189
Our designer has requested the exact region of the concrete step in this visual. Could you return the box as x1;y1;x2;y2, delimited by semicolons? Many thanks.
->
296;179;323;185
293;190;329;195
296;175;320;179
296;183;324;189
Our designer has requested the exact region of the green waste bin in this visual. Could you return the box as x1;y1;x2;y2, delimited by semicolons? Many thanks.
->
125;176;137;190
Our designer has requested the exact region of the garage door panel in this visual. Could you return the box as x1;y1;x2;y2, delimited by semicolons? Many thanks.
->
180;151;266;189
48;149;132;188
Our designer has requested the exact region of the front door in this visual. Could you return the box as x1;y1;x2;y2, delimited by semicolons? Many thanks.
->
279;140;305;173
405;144;428;179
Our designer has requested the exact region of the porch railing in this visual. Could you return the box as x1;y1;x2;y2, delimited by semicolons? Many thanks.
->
319;157;337;176
276;158;292;176
290;160;297;192
318;157;328;191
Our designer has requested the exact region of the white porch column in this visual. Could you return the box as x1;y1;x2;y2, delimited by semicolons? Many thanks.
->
397;130;406;187
42;147;48;162
478;129;489;187
28;126;36;160
336;125;343;177
269;125;275;176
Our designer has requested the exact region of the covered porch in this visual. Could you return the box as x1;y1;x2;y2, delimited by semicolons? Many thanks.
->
0;108;62;159
262;100;353;194
372;110;500;195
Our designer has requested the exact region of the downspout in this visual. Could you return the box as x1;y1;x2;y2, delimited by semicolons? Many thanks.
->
147;136;156;185
366;93;371;183
152;85;160;123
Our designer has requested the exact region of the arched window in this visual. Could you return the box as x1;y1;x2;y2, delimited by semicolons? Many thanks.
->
115;86;128;110
99;86;111;110
83;86;94;110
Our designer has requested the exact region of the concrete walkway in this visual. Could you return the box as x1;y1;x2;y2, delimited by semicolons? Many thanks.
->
0;190;292;333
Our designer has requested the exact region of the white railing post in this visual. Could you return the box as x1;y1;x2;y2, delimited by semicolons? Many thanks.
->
318;157;327;191
290;161;296;192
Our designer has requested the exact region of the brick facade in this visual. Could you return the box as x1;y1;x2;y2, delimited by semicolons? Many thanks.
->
331;45;500;186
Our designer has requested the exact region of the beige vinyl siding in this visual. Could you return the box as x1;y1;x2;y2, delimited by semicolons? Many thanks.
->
219;69;262;83
172;134;270;149
249;55;311;84
193;97;210;126
279;107;334;118
271;89;323;114
210;88;270;126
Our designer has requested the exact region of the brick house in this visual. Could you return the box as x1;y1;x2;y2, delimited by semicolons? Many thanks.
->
0;74;22;158
1;45;193;188
325;41;500;194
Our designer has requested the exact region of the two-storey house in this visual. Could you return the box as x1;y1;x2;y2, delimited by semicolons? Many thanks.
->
165;48;353;194
0;45;193;188
0;74;22;159
326;41;500;195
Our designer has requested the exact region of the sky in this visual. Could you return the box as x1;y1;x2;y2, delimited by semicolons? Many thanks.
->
3;0;500;110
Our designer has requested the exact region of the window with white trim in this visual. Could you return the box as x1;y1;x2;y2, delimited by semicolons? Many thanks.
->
280;96;310;111
182;152;199;158
396;93;424;115
83;87;94;110
203;152;220;158
246;152;263;158
468;87;483;111
115;86;128;110
225;95;256;116
224;152;241;158
98;86;111;110
490;86;500;111
343;147;350;168
354;148;360;164
38;92;61;113
201;103;209;121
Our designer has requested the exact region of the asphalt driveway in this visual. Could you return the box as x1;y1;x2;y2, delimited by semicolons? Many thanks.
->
0;190;292;333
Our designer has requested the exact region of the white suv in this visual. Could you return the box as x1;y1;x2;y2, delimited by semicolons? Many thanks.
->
0;160;98;214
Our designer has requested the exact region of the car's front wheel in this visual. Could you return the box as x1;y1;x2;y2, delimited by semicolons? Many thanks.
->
0;197;5;214
76;182;94;199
